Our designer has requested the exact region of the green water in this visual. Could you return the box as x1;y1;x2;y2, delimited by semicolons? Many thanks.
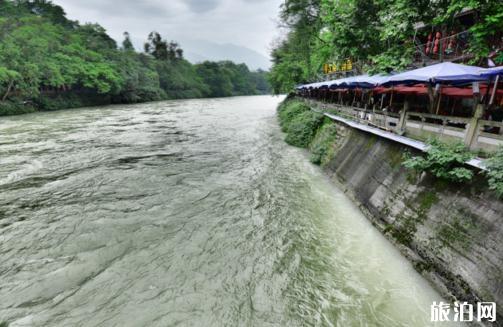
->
0;96;458;326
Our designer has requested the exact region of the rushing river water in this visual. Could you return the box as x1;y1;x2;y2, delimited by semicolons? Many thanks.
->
0;95;458;326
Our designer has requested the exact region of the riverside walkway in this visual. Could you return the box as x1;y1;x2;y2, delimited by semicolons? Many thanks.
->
309;102;486;170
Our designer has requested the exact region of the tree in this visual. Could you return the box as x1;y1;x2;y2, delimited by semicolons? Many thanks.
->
0;66;20;101
122;31;134;51
144;31;169;60
167;41;183;60
0;1;270;115
269;0;503;91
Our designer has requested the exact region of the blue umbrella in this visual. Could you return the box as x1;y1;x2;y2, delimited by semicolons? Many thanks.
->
380;62;487;86
480;66;503;77
328;75;361;89
353;74;389;88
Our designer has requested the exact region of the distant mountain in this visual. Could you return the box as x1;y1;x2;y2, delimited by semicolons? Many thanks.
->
182;40;271;71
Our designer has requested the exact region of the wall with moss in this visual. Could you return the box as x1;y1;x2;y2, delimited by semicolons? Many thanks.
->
279;98;503;322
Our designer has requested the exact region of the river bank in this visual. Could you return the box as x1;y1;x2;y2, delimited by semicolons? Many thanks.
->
278;96;503;324
0;87;271;117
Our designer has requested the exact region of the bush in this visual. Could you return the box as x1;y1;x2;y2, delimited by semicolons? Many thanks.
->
284;110;324;147
485;147;503;198
403;139;474;182
277;99;311;132
310;120;338;165
0;101;36;116
277;98;326;148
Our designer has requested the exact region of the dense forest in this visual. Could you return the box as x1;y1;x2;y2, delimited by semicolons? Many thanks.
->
270;0;503;93
0;0;270;116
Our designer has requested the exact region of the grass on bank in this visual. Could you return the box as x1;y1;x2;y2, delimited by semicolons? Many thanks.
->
310;122;338;166
277;97;336;166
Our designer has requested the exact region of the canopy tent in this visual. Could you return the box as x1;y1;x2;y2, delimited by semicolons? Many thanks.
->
328;75;359;89
298;80;331;90
480;66;503;77
353;74;389;88
374;84;503;99
296;63;496;91
380;62;487;86
325;74;390;89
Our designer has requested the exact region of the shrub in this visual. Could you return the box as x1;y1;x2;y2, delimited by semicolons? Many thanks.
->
485;147;503;198
403;139;474;182
284;110;324;148
0;101;36;116
310;120;338;165
277;99;310;132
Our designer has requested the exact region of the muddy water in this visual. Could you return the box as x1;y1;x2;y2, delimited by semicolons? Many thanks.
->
0;96;457;326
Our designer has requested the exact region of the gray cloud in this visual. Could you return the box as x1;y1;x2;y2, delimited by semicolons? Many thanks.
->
58;0;173;19
52;0;283;65
185;0;220;13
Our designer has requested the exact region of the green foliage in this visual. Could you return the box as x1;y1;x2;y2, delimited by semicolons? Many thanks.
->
144;31;183;61
0;99;36;115
195;61;266;98
0;0;270;115
269;0;503;91
309;120;338;165
403;139;474;182
285;111;324;147
121;32;134;51
435;0;503;65
485;147;503;198
277;98;324;148
277;98;310;131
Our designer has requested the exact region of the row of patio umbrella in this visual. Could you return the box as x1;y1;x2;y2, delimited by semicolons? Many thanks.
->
297;62;503;90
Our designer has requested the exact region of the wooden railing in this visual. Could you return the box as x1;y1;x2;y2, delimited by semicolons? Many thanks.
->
304;98;503;152
474;120;503;151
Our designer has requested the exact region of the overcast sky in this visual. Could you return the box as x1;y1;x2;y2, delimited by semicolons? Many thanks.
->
52;0;283;58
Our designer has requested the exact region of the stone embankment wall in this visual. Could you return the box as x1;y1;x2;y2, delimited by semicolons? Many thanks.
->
322;118;503;323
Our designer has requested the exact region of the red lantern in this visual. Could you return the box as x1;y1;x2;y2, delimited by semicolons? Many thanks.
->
433;32;441;54
425;33;432;54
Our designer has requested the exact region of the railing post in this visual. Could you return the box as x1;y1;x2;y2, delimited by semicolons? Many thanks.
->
464;104;484;149
397;99;409;134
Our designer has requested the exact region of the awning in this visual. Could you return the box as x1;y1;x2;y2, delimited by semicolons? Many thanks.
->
380;62;487;86
480;66;503;78
374;84;503;98
296;63;497;90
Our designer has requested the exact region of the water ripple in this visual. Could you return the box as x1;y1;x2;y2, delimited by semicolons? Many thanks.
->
0;96;459;327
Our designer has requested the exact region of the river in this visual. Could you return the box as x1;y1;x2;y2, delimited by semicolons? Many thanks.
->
0;95;458;326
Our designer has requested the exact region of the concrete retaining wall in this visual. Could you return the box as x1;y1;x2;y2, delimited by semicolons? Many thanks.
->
322;120;503;323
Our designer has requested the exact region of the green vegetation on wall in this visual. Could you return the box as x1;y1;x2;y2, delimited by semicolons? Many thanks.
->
309;120;338;165
403;139;503;199
403;139;474;183
278;97;324;148
485;147;503;198
0;0;270;116
277;97;338;166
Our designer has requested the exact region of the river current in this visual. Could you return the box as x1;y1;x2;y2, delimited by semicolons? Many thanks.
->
0;96;457;326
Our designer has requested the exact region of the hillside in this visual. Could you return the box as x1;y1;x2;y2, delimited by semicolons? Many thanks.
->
0;0;270;116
